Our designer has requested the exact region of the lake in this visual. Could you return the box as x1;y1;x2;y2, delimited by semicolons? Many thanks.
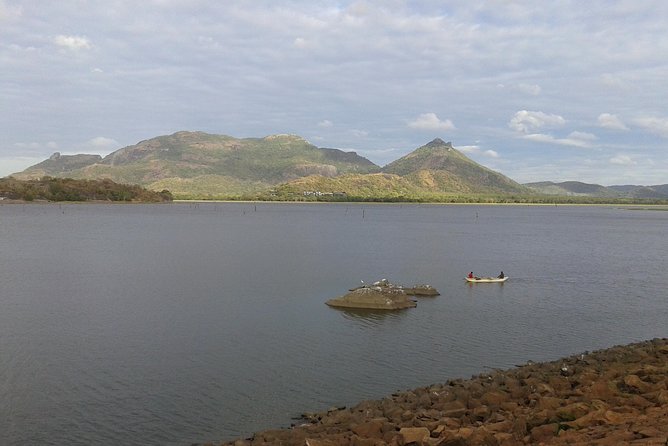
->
1;202;666;445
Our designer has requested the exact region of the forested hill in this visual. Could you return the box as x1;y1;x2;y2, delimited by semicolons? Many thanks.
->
11;132;378;198
0;177;173;202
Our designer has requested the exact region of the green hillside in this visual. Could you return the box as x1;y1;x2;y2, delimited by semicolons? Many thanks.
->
13;131;668;202
18;153;103;178
273;173;422;200
0;177;172;202
383;139;528;194
270;139;530;200
12;131;379;198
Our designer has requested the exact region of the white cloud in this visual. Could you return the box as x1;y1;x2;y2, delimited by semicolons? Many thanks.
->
509;110;566;133
633;116;668;138
523;132;594;148
13;141;58;152
458;145;480;154
0;1;21;20
508;111;595;148
517;83;541;96
317;119;333;128
54;35;92;50
597;113;628;130
600;73;626;89
567;131;597;141
293;37;309;49
610;154;636;165
408;113;456;131
457;145;498;158
87;136;118;150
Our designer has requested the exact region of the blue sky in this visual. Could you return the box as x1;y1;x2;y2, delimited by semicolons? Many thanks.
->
1;0;667;185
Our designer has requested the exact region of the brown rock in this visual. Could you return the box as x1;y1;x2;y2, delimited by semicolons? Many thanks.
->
465;427;498;446
438;436;467;446
547;375;572;393
480;391;509;407
587;379;616;401
351;435;385;446
536;396;562;411
418;392;433;408
635;427;662;438
441;401;467;419
511;416;527;438
384;407;405;423
353;420;385;439
471;405;490;421
305;439;344;446
485;420;513;433
556;402;590;421
529;423;558;443
626;394;653;409
526;409;553;429
498;402;518;413
535;383;555;395
439;418;461;430
602;410;626;425
623;374;652;393
399;427;429;445
492;432;514;446
655;389;668;404
567;408;626;429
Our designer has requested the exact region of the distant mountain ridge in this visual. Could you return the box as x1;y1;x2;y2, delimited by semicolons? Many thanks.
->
14;131;379;198
11;131;666;200
12;132;528;199
524;181;668;199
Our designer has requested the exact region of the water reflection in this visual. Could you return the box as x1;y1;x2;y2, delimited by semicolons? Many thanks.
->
335;307;409;325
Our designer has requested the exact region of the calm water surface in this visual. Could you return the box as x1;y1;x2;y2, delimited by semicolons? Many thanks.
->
1;203;666;445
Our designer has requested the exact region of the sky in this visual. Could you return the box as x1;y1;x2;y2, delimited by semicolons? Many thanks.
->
1;1;667;185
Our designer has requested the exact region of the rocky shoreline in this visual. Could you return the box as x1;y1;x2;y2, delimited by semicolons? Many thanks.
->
214;338;668;446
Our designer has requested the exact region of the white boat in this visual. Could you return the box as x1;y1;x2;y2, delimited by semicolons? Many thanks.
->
465;276;508;283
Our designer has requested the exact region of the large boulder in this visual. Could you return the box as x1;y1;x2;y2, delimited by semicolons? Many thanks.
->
326;287;417;310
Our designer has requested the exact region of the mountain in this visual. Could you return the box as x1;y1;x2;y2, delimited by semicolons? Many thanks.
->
524;181;668;199
608;184;668;199
24;152;104;176
382;138;528;194
523;181;621;197
30;132;668;201
274;138;529;199
12;131;379;198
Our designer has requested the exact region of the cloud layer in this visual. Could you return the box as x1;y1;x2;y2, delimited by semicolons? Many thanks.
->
1;0;667;185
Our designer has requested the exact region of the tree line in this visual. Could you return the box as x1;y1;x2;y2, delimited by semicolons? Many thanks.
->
0;177;173;202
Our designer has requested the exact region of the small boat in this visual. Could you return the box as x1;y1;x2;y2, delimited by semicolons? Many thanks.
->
465;276;508;283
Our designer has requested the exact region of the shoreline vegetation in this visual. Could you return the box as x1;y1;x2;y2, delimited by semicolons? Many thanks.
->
2;177;668;206
0;177;172;202
214;338;668;446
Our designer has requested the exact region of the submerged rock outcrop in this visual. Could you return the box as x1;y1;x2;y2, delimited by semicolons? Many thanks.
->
326;286;417;310
326;279;439;310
